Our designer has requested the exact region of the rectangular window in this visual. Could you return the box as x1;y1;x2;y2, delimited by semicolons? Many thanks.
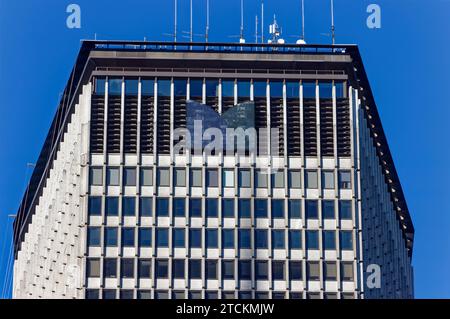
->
155;259;168;279
272;230;285;249
339;171;352;189
155;291;169;299
139;197;152;217
307;261;320;281
189;229;202;248
270;81;283;98
158;79;171;97
306;230;319;250
322;171;335;189
206;260;218;279
289;261;302;280
90;167;103;186
174;79;187;97
189;198;202;217
305;200;318;219
86;289;99;299
305;170;318;189
172;259;185;279
255;229;268;249
253;80;266;98
138;259;151;278
88;227;101;247
95;78;106;95
105;197;119;216
303;82;316;99
206;229;218;248
289;170;301;189
319;82;333;99
222;229;234;249
137;290;152;299
88;197;102;216
272;199;285;219
173;228;185;248
238;199;251;218
255;169;268;188
239;260;252;280
223;169;235;188
286;81;300;98
288;200;301;219
86;258;100;277
141;79;154;96
255;261;268;280
322;200;335;219
190;78;203;97
323;231;336;250
105;227;118;247
104;258;117;278
107;167;120;186
174;168;186;187
324;262;337;281
123;168;136;186
122;197;136;217
254;199;267;218
222;199;235;218
156;228;169;247
239;169;251;188
222;260;235;280
122;228;135;247
339;201;352;220
139;228;152;247
156;198;169;217
140;168;153;186
239;229;251;249
121;259;134;278
109;78;122;95
173;198;185;217
272;171;285;188
238;80;251;98
222;80;235;98
157;168;170;187
289;230;302;249
206;198;218;218
206;79;219;97
190;168;202;187
272;261;285;280
189;260;202;279
206;169;218;187
340;231;353;250
341;262;354;281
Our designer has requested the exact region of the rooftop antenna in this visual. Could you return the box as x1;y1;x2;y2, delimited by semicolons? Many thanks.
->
174;0;178;42
190;0;193;42
205;0;210;42
255;15;259;44
295;0;306;44
261;0;264;44
331;0;335;45
268;15;284;44
240;0;245;43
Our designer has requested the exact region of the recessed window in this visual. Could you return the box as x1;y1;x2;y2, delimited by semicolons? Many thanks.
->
105;227;118;247
222;229;234;249
158;79;171;97
305;170;318;189
272;170;285;188
222;80;235;98
305;200;318;219
88;197;102;216
239;229;251;249
206;229;218;248
289;170;301;189
104;258;117;278
319;81;333;99
255;169;268;188
239;169;251;188
322;200;335;219
289;261;302;280
189;198;202;217
253;80;266;98
107;167;120;186
255;292;269;299
307;261;320;281
255;229;268;249
206;169;218;187
86;258;100;278
303;82;316;99
238;199;251;218
306;230;319;250
339;171;352;189
156;228;169;247
90;167;103;186
239;260;252;280
272;230;285;249
157;168;170;187
222;199;234;218
88;227;101;247
123;168;136;186
109;78;122;95
272;261;285;280
223;169;235;188
139;228;152;247
95;78;106;95
340;231;353;250
173;228;185;248
206;198;218;218
172;259;185;279
122;228;135;247
174;168;186;187
141;79;154;96
189;229;202;248
324;262;337;281
222;260;235;280
140;168;153;186
286;81;300;99
156;198;169;217
255;261;268;280
105;197;119;216
322;171;335;189
339;201;352;220
323;230;336;250
341;262;354;281
190;168;202;187
122;197;136;217
255;199;267;218
174;79;187;97
270;81;283;98
139;197;153;217
155;291;169;299
206;260;218;280
272;199;284;219
173;198;185;217
138;259;151;278
288;199;301;219
121;259;134;278
189;260;202;279
155;259;169;279
137;290;152;299
289;230;302;249
86;290;100;299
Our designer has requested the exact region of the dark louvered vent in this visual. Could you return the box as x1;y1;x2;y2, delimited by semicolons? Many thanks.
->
320;99;334;157
107;96;121;153
157;96;171;154
124;96;138;153
270;99;284;156
336;98;351;157
90;95;105;153
286;99;301;156
222;97;235;113
140;96;154;154
303;99;317;156
254;97;268;155
206;95;219;113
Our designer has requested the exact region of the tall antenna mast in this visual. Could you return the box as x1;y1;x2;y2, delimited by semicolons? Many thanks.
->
174;0;178;42
330;0;335;45
255;15;258;44
301;0;305;40
190;0;193;42
240;0;245;43
261;0;264;43
206;0;210;42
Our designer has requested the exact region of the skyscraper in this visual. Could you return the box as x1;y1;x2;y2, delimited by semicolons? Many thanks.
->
12;41;414;299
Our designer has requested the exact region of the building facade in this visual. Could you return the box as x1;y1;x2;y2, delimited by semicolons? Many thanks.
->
13;41;414;299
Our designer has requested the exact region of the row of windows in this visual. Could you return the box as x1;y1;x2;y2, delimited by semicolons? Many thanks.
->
86;258;354;282
90;167;352;190
95;78;346;100
88;196;353;220
86;289;356;300
88;227;354;250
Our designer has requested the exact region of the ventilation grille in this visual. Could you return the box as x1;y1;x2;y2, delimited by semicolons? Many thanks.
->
287;99;301;156
124;96;138;153
255;97;268;155
337;98;351;157
90;95;105;154
320;99;334;157
140;96;154;154
303;100;317;156
270;98;284;156
206;96;219;113
107;96;121;153
157;96;171;154
222;97;235;113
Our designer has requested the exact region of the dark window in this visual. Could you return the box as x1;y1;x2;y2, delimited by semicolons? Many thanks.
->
121;259;134;278
205;291;218;299
190;198;202;217
222;80;235;98
156;228;169;247
289;261;302;280
173;228;185;248
222;229;234;249
141;79;154;96
239;260;252;280
237;80;251;97
206;169;218;187
122;197;136;216
137;290;152;299
339;201;352;220
270;81;283;98
255;230;268;249
109;78;122;95
253;80;266;98
139;197;152;217
272;230;285;249
139;228;152;247
222;260;235;280
156;198;169;217
88;197;102;216
239;229;251;249
319;81;333;98
206;79;219;97
104;258;117;278
306;230;319;250
103;289;117;299
189;229;202;248
122;228;135;247
303;82;316;98
289;200;301;219
86;259;100;277
289;230;302;249
172;259;185;278
138;259;151;278
307;261;320;281
120;290;134;299
174;79;187;96
155;291;169;299
323;231;336;250
155;259;169;278
206;229;218;248
222;199;235;218
206;198;218;218
88;227;101;247
123;168;136;186
95;78;106;94
286;81;300;98
339;171;352;189
173;198;185;217
105;227;118;247
324;262;337;281
305;200;318;219
189;260;202;279
322;200;335;219
255;199;267;218
190;79;203;97
272;199;284;219
340;231;353;250
105;197;119;216
206;260;218;279
158;79;171;97
86;289;100;299
238;199;251;218
255;261;268;280
272;261;285;280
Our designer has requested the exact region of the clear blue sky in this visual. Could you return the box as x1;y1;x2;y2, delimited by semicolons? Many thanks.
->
0;0;449;299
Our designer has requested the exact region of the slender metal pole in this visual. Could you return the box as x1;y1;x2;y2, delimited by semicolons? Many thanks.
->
255;15;258;44
261;0;264;43
240;0;244;40
206;0;210;42
331;0;335;44
301;0;305;40
174;0;178;42
190;0;193;42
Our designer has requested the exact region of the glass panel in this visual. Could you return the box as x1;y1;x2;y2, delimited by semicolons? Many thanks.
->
122;197;136;216
322;200;335;219
253;80;266;98
239;169;251;188
319;81;333;98
125;79;139;95
139;197;152;217
270;81;283;98
289;199;301;219
305;170;318;189
272;199;284;219
140;168;153;186
223;169;234;188
90;167;103;186
238;199;251;218
303;82;316;99
190;168;202;187
190;79;203;97
222;199;235;218
222;80;235;98
254;199;267;218
123;168;136;186
289;170;301;189
107;167;120;186
205;79;219;97
189;199;202;217
339;201;352;220
305;200;318;219
141;79;154;96
322;171;335;189
174;79;187;97
158;79;171;97
286;81;300;98
237;80;251;98
109;78;122;95
95;78;106;94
